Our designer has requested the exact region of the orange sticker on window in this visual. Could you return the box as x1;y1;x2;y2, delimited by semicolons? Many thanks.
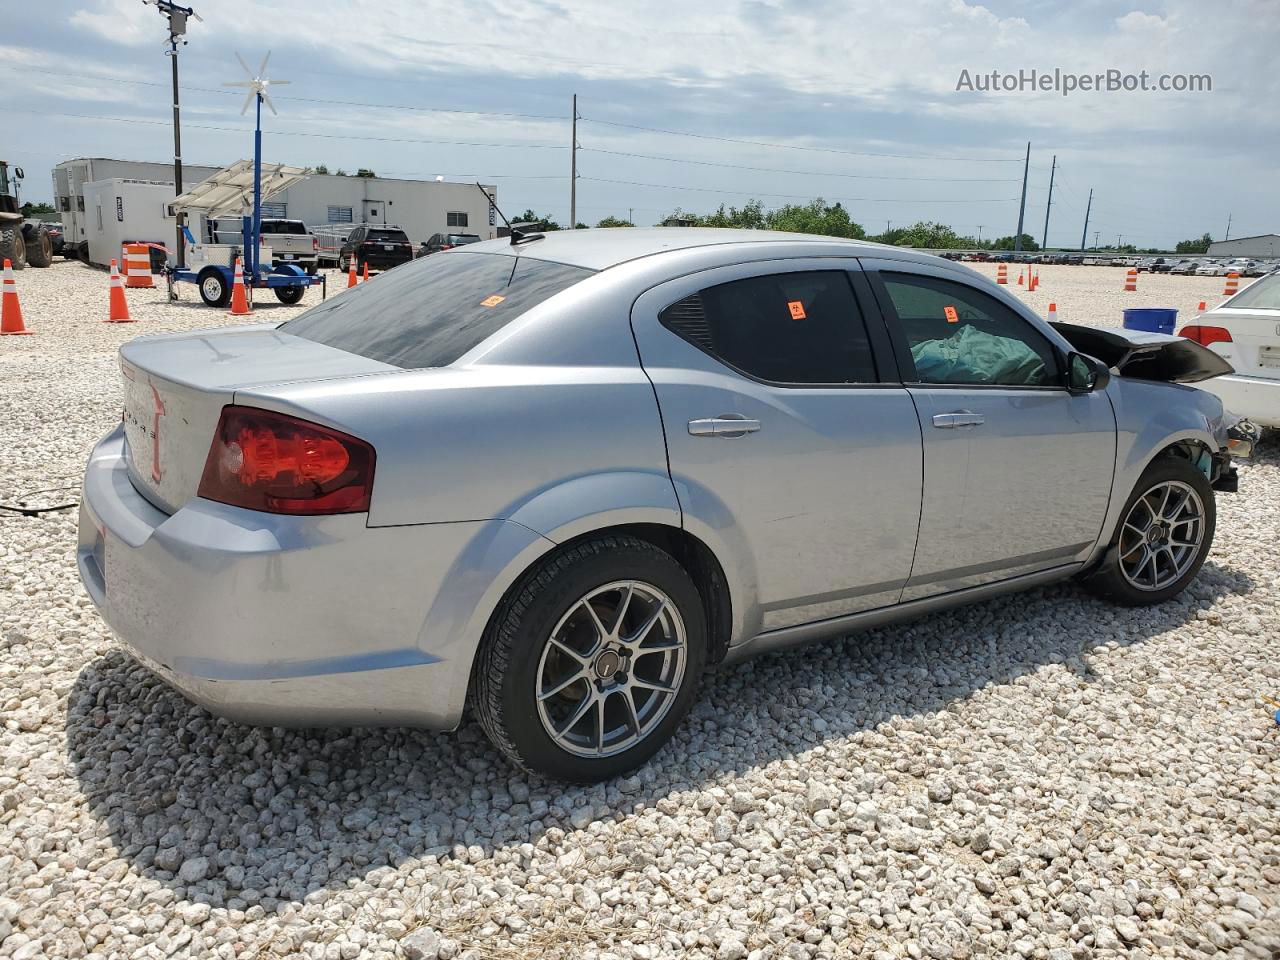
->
480;295;506;307
944;305;960;323
788;300;807;320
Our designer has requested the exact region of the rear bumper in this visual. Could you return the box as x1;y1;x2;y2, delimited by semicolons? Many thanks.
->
77;425;536;728
1198;374;1280;428
356;251;413;269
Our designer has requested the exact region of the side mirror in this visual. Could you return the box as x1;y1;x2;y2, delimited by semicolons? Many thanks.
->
1066;352;1111;394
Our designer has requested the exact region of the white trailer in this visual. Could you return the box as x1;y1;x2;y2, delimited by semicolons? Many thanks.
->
81;179;183;269
53;158;219;257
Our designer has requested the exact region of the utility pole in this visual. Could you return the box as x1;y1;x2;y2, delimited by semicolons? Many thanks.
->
977;225;984;244
628;207;633;225
1224;213;1232;241
1093;230;1100;250
145;1;201;270
1014;141;1030;252
569;94;578;230
1079;188;1092;252
1041;154;1056;251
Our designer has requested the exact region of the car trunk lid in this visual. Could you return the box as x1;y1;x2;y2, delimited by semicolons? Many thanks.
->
1198;308;1280;381
118;324;395;514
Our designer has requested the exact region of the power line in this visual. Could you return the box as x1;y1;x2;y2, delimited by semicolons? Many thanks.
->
580;147;1023;183
579;117;1023;163
580;175;1021;204
13;109;567;149
4;65;565;122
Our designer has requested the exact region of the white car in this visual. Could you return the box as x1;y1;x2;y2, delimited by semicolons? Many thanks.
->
1195;262;1228;276
1181;272;1280;427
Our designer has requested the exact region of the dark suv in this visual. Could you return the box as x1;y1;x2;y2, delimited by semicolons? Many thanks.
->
339;226;414;272
418;232;483;257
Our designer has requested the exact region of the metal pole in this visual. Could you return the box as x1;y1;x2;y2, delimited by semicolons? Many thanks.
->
1041;155;1055;251
1224;213;1232;241
1080;188;1092;252
1094;230;1100;250
252;93;262;277
170;33;185;268
569;94;577;230
1014;142;1030;252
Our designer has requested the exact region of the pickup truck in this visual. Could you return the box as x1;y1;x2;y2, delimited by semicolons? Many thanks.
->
209;217;320;274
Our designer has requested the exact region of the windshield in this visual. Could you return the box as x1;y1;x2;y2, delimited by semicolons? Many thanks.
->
281;252;595;368
1224;273;1280;310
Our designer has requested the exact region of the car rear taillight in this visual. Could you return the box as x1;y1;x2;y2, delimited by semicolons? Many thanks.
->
441;244;454;251
312;236;318;251
1177;325;1233;347
197;406;375;515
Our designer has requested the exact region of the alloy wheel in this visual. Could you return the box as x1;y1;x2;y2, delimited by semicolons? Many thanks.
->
1118;479;1205;591
535;580;687;758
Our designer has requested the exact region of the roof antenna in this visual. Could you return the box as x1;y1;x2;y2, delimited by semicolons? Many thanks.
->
476;182;543;246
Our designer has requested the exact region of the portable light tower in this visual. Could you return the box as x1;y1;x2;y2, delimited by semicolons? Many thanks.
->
143;0;201;268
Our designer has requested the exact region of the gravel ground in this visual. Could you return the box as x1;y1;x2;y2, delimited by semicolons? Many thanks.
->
1;259;1278;960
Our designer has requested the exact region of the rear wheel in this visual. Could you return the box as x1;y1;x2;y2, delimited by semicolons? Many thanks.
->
473;536;707;782
197;267;230;307
24;227;53;267
1082;455;1215;606
274;285;304;305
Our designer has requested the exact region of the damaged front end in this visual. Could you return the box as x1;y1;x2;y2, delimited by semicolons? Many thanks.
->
1052;322;1253;492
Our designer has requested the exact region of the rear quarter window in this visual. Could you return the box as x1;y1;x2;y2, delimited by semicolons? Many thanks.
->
281;253;595;368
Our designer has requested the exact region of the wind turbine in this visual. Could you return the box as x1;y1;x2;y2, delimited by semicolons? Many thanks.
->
223;52;289;277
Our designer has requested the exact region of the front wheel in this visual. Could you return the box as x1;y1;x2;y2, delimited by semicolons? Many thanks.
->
274;285;304;305
197;268;229;307
1082;455;1216;606
473;536;707;782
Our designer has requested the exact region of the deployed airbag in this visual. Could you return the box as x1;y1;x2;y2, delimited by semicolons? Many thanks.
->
910;325;1046;385
1050;322;1234;383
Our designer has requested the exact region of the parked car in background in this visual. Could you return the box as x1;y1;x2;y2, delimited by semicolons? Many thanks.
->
339;224;414;273
1149;258;1175;273
1170;259;1204;275
418;232;483;257
1181;271;1280;428
210;217;319;273
78;229;1240;782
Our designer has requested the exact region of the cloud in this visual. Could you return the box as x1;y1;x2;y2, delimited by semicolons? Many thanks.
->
69;0;159;47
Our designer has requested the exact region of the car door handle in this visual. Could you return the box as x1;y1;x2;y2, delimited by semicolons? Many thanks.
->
688;416;762;437
932;411;985;429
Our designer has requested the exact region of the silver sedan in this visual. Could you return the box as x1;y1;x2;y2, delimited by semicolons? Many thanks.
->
78;229;1239;782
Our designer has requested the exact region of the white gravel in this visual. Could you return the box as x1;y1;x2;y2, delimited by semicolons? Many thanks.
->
2;259;1278;959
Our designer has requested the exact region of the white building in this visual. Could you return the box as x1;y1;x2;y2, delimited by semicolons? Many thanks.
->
52;158;499;265
1207;234;1280;258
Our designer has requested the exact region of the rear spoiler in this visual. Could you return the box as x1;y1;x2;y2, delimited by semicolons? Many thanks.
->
1050;322;1234;384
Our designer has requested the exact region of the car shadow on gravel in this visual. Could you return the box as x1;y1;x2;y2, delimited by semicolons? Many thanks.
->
65;559;1253;909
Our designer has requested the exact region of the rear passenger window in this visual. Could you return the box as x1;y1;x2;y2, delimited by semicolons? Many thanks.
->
878;272;1060;387
659;271;877;384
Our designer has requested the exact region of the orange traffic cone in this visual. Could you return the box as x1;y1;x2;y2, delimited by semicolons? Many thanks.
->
347;256;358;289
996;263;1008;285
1032;270;1040;291
1197;300;1207;313
106;260;134;323
1047;302;1057;322
1;259;33;335
361;262;370;282
228;258;252;316
1017;270;1024;286
1123;268;1137;292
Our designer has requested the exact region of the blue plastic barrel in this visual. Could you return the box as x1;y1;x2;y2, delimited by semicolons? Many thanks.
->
1122;307;1177;335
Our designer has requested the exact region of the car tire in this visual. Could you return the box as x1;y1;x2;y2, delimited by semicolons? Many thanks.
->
473;535;707;783
197;267;230;308
1082;454;1216;606
274;285;304;305
0;227;26;269
25;226;53;267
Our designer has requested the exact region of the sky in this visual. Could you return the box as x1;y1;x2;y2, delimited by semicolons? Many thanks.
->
4;0;1277;249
